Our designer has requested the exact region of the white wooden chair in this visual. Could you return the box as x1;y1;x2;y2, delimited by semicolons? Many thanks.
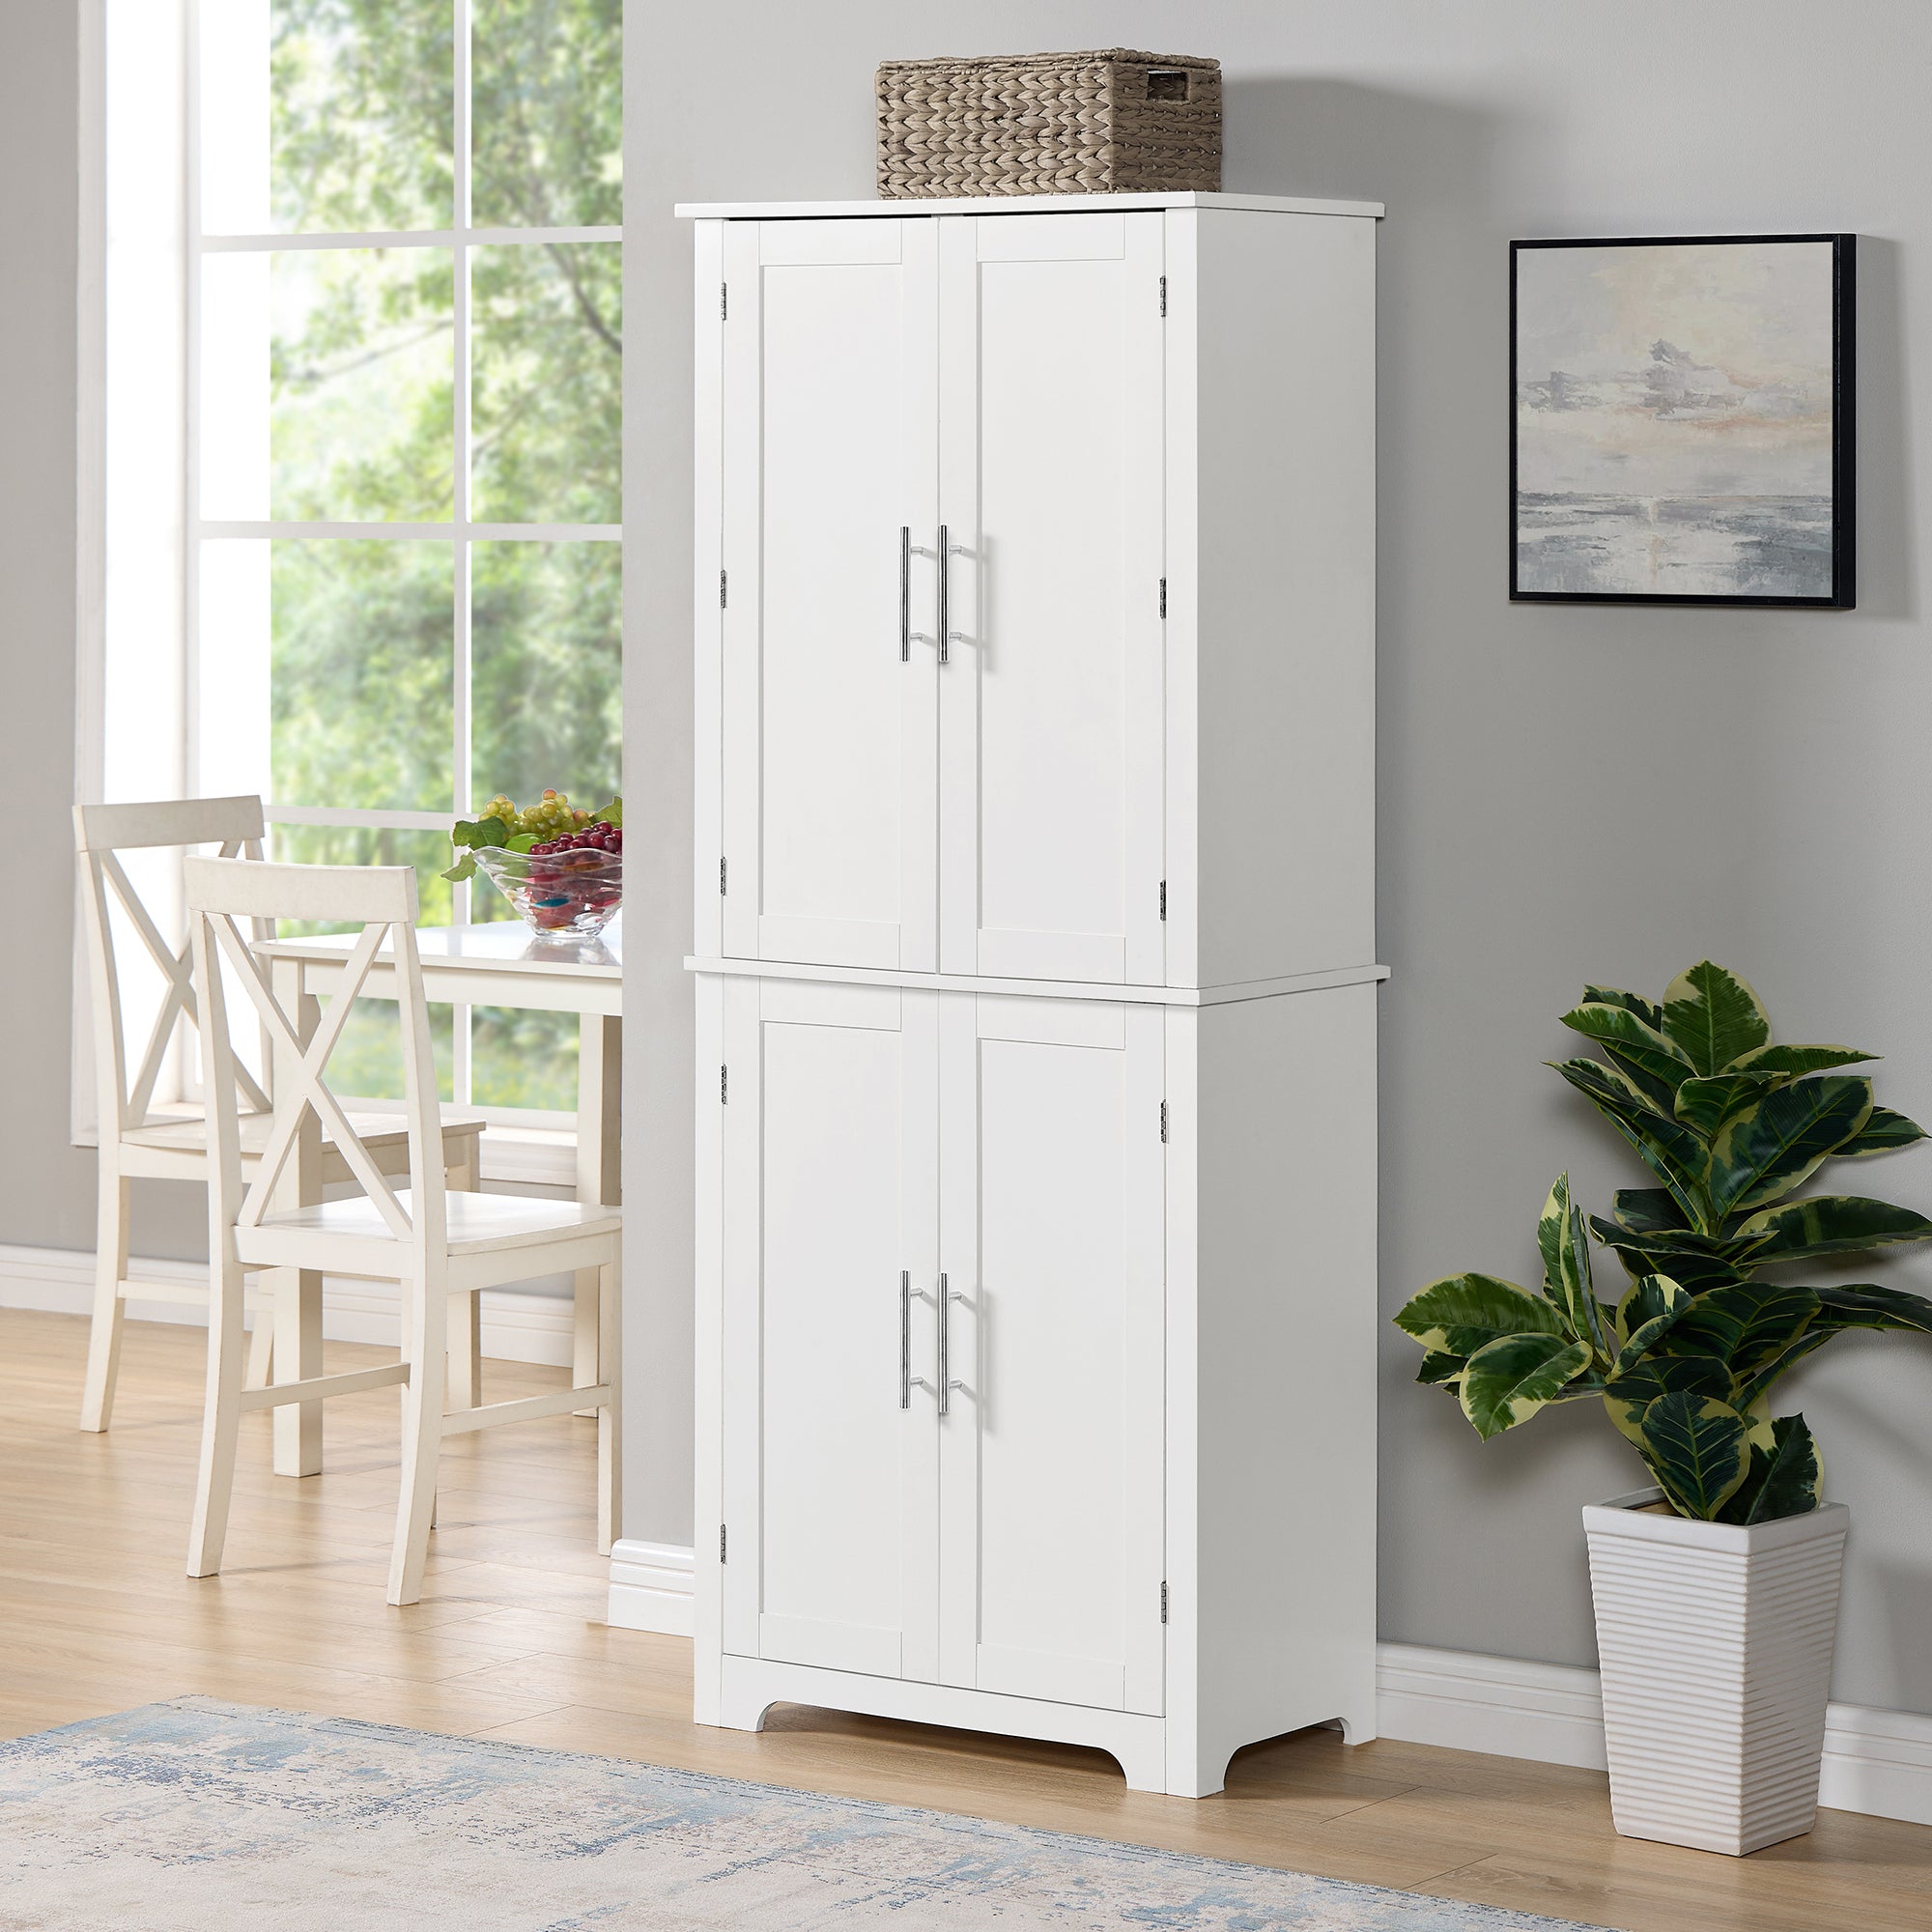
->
73;797;486;1432
183;856;620;1605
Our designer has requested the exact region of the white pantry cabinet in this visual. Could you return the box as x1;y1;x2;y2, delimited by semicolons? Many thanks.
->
684;192;1384;1797
693;192;1379;995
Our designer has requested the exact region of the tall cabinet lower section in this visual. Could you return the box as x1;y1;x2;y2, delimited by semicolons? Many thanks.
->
683;192;1383;1797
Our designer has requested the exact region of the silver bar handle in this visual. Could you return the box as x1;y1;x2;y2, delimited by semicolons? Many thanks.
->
898;527;910;662
937;1273;966;1416
898;1269;911;1408
936;524;950;666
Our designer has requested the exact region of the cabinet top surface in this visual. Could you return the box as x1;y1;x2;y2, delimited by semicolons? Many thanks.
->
674;189;1383;221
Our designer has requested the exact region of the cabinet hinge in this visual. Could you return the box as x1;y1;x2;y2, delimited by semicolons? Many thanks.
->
1160;1580;1169;1624
1158;576;1166;619
720;1522;727;1563
720;855;727;896
1158;274;1167;318
721;282;728;321
721;1064;728;1105
1159;1099;1169;1144
1158;878;1166;922
720;568;728;609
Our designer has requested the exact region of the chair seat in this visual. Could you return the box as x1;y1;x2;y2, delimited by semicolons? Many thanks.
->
250;1187;621;1258
123;1110;486;1158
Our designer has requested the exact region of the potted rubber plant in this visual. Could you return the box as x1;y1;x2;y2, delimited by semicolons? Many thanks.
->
1394;962;1932;1856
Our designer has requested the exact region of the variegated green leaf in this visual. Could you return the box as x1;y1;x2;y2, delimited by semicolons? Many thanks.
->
1661;962;1770;1078
1393;1273;1567;1356
1674;1071;1782;1138
1460;1333;1592;1439
1747;1414;1823;1522
1602;1353;1733;1445
1611;1274;1691;1373
1558;1004;1694;1110
1553;1051;1677;1128
1811;1283;1932;1333
1537;1175;1607;1358
1605;1188;1688;1235
1591;1217;1747;1260
1726;1041;1877;1079
1724;1414;1824;1524
1550;1059;1711;1223
1836;1106;1928;1157
1638;1392;1751;1520
1582;983;1665;1030
1592;1233;1752;1295
1707;1076;1873;1218
1733;1195;1932;1262
1662;1282;1819;1376
1415;1350;1466;1386
1732;1330;1831;1413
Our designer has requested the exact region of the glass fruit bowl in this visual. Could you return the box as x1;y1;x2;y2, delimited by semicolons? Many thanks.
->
474;843;623;941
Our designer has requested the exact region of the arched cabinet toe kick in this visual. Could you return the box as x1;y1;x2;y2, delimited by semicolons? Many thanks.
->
684;191;1383;1797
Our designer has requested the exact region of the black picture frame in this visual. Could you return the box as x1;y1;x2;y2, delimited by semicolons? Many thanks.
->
1510;233;1856;609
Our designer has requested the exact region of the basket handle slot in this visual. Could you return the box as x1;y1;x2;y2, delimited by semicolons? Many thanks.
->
1146;69;1191;101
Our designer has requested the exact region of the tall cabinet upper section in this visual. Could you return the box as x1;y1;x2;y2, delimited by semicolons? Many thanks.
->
685;193;1380;994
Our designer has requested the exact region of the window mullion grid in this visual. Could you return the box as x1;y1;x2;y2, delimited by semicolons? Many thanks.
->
177;7;622;1126
451;0;475;1110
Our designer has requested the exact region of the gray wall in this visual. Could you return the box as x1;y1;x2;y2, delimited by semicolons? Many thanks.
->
624;0;1932;1718
4;0;1928;1719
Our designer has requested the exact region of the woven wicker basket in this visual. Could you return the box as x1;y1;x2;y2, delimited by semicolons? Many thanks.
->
875;50;1222;199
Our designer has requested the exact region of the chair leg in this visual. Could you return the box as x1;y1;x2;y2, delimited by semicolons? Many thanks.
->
444;1153;481;1409
596;1257;621;1556
573;1269;600;1418
187;1247;249;1578
80;1168;131;1433
242;1282;275;1391
445;1288;481;1411
388;1263;449;1607
270;1266;325;1477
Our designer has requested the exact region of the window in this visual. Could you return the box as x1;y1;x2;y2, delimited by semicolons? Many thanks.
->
88;0;621;1124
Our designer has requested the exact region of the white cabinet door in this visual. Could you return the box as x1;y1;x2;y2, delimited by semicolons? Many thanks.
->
722;218;939;972
937;993;1166;1714
721;976;940;1681
937;213;1167;986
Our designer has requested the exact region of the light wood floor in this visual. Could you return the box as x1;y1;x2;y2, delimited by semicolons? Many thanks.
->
3;1308;1927;1930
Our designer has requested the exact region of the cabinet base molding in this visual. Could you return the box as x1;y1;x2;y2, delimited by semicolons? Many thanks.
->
714;1655;1176;1794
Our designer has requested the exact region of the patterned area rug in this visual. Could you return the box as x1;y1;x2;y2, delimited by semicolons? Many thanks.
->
0;1699;1607;1930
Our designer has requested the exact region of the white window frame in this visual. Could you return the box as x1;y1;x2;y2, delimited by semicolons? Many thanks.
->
76;0;620;1146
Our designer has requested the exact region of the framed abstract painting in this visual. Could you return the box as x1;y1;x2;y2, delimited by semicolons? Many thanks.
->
1511;233;1855;607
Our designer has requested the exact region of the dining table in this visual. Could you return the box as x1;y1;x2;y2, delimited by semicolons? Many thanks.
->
249;918;622;1477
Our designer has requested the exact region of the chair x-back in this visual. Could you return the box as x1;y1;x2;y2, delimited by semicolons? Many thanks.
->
73;798;484;1432
185;857;620;1605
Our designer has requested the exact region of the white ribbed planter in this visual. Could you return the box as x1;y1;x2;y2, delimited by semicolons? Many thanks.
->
1583;1487;1849;1856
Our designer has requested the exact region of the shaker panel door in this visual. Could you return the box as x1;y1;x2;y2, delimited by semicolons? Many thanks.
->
937;992;1165;1715
721;977;940;1682
722;218;939;971
937;213;1166;985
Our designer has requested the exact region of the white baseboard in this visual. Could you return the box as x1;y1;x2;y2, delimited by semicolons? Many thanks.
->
0;1241;575;1369
593;1553;1932;1829
1377;1642;1608;1770
1376;1640;1932;1829
606;1540;695;1635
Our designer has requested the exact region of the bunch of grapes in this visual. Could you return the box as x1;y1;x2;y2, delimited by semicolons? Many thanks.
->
480;788;592;840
